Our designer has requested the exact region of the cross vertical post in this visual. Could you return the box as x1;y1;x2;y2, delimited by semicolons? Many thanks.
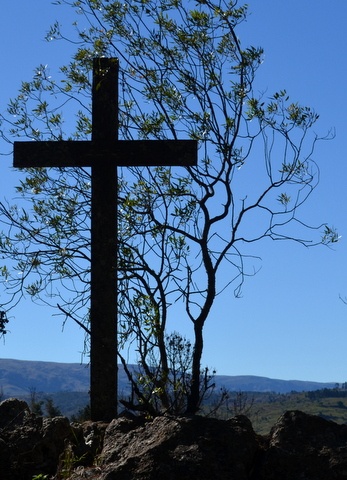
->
13;58;198;422
90;58;118;421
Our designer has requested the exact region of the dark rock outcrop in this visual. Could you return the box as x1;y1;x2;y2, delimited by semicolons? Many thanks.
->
0;397;29;429
2;398;347;479
97;414;259;480
258;410;347;479
0;398;74;479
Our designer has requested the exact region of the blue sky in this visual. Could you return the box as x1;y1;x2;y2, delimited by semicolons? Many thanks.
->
0;1;347;383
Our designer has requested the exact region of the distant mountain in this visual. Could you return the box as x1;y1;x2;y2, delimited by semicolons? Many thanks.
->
0;359;90;396
213;375;337;394
0;358;337;398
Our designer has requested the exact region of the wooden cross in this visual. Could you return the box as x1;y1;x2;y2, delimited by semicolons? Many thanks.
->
13;58;197;421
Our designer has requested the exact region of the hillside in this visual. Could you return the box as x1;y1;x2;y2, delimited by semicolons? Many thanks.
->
0;358;336;397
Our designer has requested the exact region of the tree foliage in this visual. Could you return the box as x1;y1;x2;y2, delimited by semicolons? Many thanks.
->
0;0;338;414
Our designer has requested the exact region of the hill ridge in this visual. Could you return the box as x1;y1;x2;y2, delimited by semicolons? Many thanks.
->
0;358;336;397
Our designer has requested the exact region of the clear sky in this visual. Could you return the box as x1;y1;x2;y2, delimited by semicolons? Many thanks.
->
0;1;346;383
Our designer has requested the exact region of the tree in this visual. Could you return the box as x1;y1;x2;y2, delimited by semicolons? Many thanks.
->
0;0;338;415
45;397;62;417
29;387;44;416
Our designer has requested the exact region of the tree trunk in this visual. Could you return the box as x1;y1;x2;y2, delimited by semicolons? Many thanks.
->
186;320;204;415
186;243;216;415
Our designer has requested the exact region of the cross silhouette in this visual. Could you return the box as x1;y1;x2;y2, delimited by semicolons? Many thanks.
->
13;58;197;421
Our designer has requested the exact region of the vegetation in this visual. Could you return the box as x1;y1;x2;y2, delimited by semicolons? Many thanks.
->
0;0;337;417
28;387;63;417
0;310;8;336
255;391;347;435
18;390;90;420
208;388;347;435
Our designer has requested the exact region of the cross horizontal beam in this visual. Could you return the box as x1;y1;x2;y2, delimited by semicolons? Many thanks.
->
14;140;197;168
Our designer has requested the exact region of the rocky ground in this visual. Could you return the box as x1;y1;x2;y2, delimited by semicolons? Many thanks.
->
1;397;347;479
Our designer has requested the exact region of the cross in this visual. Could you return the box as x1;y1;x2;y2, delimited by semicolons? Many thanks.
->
13;58;197;421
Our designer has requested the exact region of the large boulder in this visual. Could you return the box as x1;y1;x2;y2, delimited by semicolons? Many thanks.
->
0;398;74;479
94;414;259;480
257;410;347;479
0;397;29;429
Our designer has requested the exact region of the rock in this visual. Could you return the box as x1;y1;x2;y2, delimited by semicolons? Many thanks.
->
3;403;347;479
42;416;74;468
97;414;259;480
70;420;109;464
0;397;29;429
257;410;347;479
0;406;44;479
0;401;75;480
